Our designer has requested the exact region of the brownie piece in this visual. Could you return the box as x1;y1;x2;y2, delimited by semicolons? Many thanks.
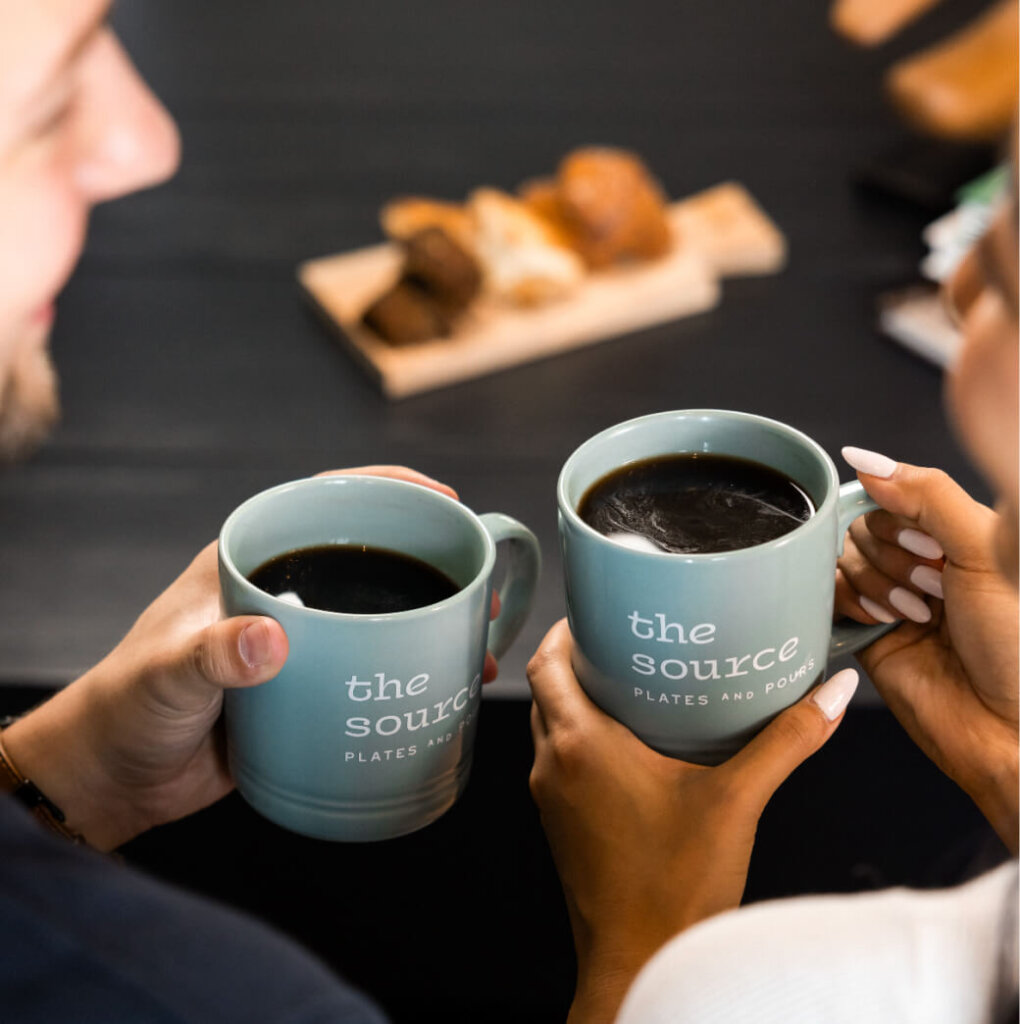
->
361;280;452;346
402;227;482;312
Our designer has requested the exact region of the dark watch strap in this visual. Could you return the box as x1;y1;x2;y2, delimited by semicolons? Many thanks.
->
0;725;84;844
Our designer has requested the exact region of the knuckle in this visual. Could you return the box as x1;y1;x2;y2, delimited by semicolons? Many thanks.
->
770;706;825;753
526;646;557;682
527;765;546;801
548;726;583;766
916;466;953;503
190;628;230;684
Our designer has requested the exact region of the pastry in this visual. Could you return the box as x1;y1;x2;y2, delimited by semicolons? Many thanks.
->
517;177;581;249
402;227;482;312
554;147;673;268
468;187;585;305
361;281;451;346
380;197;476;254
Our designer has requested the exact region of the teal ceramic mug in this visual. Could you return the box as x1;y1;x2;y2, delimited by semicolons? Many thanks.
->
557;410;895;766
219;475;541;841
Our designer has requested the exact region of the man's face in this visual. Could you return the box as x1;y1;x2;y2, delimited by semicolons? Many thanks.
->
945;204;1020;584
0;0;180;460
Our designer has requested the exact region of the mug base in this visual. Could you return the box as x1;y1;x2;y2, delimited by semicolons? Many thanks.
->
232;758;473;842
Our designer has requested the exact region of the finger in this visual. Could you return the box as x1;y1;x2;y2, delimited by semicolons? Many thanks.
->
530;700;547;742
720;668;859;810
945;244;982;327
840;530;935;625
525;619;601;731
840;451;998;569
848;517;944;605
482;651;498;684
834;566;883;624
316;466;458;501
837;536;905;623
858;509;945;562
171;616;289;696
490;590;501;621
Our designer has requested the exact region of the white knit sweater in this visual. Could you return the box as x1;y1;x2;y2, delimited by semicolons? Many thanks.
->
618;861;1018;1024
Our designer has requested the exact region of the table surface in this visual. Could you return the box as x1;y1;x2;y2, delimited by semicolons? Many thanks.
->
0;0;993;694
0;2;1008;1020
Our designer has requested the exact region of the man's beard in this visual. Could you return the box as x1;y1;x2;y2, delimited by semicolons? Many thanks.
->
0;333;59;462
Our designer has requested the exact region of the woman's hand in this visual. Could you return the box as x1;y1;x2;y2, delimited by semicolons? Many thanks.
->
2;466;491;851
527;619;857;1024
835;450;1018;852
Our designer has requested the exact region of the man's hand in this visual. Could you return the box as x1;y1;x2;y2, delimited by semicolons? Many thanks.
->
2;465;491;850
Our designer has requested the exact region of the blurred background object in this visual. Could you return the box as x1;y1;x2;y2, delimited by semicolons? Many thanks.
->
832;0;944;46
879;163;1007;366
831;0;1014;365
887;0;1018;141
833;0;1018;142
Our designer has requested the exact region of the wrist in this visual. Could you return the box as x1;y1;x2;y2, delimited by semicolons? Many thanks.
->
569;934;672;1024
1;681;150;851
0;726;85;844
968;751;1019;855
570;954;646;1024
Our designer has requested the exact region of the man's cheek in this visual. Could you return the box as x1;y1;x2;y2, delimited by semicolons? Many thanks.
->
0;172;89;327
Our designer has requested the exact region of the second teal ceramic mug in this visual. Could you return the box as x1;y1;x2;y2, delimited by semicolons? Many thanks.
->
219;474;541;841
558;410;895;765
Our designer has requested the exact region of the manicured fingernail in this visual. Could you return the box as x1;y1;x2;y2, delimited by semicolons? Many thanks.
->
897;528;943;560
239;622;273;668
812;668;860;721
909;565;944;599
888;586;932;623
841;447;897;479
859;595;897;623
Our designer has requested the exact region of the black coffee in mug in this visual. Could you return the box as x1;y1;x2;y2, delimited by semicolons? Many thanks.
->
578;452;814;555
248;544;459;614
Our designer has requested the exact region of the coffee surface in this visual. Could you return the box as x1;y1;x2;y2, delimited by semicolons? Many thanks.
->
248;544;459;614
578;452;814;554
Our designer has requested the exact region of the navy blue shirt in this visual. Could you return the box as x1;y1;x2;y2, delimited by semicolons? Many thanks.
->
0;797;386;1024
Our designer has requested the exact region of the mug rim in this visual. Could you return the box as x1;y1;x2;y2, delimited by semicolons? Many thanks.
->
219;475;497;622
556;409;840;562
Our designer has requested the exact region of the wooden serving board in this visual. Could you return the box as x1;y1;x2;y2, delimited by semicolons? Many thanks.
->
298;183;785;399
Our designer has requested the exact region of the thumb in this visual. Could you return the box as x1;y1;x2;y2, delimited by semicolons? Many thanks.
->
181;616;289;691
719;668;859;810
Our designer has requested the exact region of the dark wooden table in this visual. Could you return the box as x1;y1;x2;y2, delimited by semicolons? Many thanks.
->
0;0;1005;1020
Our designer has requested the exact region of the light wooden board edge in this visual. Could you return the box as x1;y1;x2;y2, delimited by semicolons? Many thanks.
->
298;185;784;399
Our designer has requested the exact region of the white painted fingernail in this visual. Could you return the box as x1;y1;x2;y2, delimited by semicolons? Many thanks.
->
889;586;932;623
859;595;898;623
909;565;944;599
841;447;898;479
812;668;860;721
898;529;944;560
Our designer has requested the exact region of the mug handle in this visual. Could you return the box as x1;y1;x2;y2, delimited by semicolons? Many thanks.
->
828;480;900;658
477;513;542;660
